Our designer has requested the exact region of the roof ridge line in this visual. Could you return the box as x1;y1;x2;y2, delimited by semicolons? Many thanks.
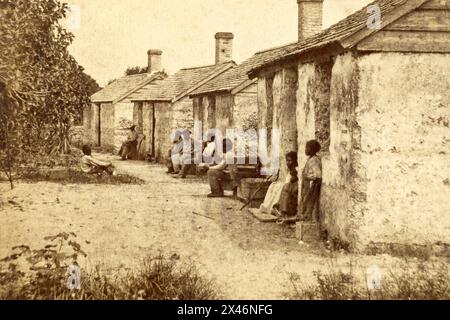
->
180;61;235;70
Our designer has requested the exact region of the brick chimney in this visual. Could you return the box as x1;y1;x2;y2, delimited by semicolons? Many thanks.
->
297;0;323;41
215;32;234;64
147;49;162;74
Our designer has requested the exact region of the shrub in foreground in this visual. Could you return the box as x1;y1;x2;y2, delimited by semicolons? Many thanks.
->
287;260;450;300
0;234;218;300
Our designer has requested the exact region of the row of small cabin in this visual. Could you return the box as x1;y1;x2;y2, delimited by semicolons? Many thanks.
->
85;0;450;253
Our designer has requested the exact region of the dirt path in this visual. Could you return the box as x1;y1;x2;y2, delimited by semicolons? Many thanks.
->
0;156;418;299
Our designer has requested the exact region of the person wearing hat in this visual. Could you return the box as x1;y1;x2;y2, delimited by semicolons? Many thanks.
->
118;124;138;160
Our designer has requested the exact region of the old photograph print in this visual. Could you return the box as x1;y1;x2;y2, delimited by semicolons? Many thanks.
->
0;0;449;301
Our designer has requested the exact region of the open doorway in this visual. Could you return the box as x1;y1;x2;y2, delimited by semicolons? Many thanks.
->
151;104;156;157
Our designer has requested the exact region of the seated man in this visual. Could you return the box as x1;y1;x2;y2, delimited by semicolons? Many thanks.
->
197;135;216;175
166;135;183;174
80;145;115;175
118;125;138;160
200;138;234;198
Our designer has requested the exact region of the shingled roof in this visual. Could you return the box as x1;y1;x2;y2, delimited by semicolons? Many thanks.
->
191;42;299;96
249;0;429;77
91;72;166;103
129;62;235;103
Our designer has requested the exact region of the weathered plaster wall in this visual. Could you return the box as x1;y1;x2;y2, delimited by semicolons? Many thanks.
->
172;97;194;133
133;103;144;134
319;52;365;249
83;104;94;144
233;83;258;130
356;52;450;247
113;102;133;151
257;78;269;132
135;97;193;164
297;63;319;166
153;102;171;163
272;68;298;179
296;59;334;221
215;93;234;136
142;102;154;156
98;103;114;149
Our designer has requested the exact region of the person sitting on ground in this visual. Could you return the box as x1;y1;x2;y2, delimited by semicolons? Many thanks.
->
80;145;116;175
200;138;234;198
272;151;299;224
299;140;322;221
118;125;138;160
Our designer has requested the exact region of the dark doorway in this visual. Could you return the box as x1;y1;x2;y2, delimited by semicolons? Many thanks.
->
96;103;101;146
151;104;156;157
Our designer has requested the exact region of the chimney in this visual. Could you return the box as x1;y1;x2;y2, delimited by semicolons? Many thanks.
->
215;32;234;64
147;49;162;74
297;0;323;41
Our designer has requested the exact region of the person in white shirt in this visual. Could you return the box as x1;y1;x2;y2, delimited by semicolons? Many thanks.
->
201;138;234;198
80;145;115;175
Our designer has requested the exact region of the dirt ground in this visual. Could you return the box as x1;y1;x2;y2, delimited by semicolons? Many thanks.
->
0;154;443;299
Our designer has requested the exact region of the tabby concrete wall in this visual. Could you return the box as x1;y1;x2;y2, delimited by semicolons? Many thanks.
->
296;58;333;221
83;104;95;144
356;52;450;248
153;102;171;163
298;51;450;251
215;93;234;137
273;68;298;179
99;103;115;150
141;102;153;156
318;52;366;250
257;78;270;132
233;83;258;130
172;97;194;134
113;102;133;151
257;70;298;178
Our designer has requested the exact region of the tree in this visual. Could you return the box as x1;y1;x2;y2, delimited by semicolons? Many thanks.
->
124;66;148;76
0;0;98;188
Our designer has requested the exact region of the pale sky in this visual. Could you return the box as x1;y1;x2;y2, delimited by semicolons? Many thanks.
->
67;0;372;86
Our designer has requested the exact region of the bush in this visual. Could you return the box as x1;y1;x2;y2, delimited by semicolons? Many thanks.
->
0;236;218;300
286;259;450;300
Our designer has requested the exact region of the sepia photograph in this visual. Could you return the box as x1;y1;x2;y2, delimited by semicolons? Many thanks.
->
0;0;449;306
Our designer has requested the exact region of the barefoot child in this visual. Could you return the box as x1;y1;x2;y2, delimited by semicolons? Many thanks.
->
80;145;116;175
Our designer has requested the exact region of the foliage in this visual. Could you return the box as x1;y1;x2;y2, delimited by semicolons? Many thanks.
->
124;66;148;76
0;0;100;188
0;237;218;300
286;259;450;300
0;232;86;299
19;168;145;185
241;112;259;132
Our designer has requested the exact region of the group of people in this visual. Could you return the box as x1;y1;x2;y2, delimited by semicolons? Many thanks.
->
164;130;323;223
80;123;323;223
166;131;218;180
258;140;322;224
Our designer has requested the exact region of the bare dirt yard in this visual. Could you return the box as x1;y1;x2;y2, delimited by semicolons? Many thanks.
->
0;154;447;299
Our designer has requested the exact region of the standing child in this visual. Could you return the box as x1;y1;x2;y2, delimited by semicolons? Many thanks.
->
299;140;322;221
